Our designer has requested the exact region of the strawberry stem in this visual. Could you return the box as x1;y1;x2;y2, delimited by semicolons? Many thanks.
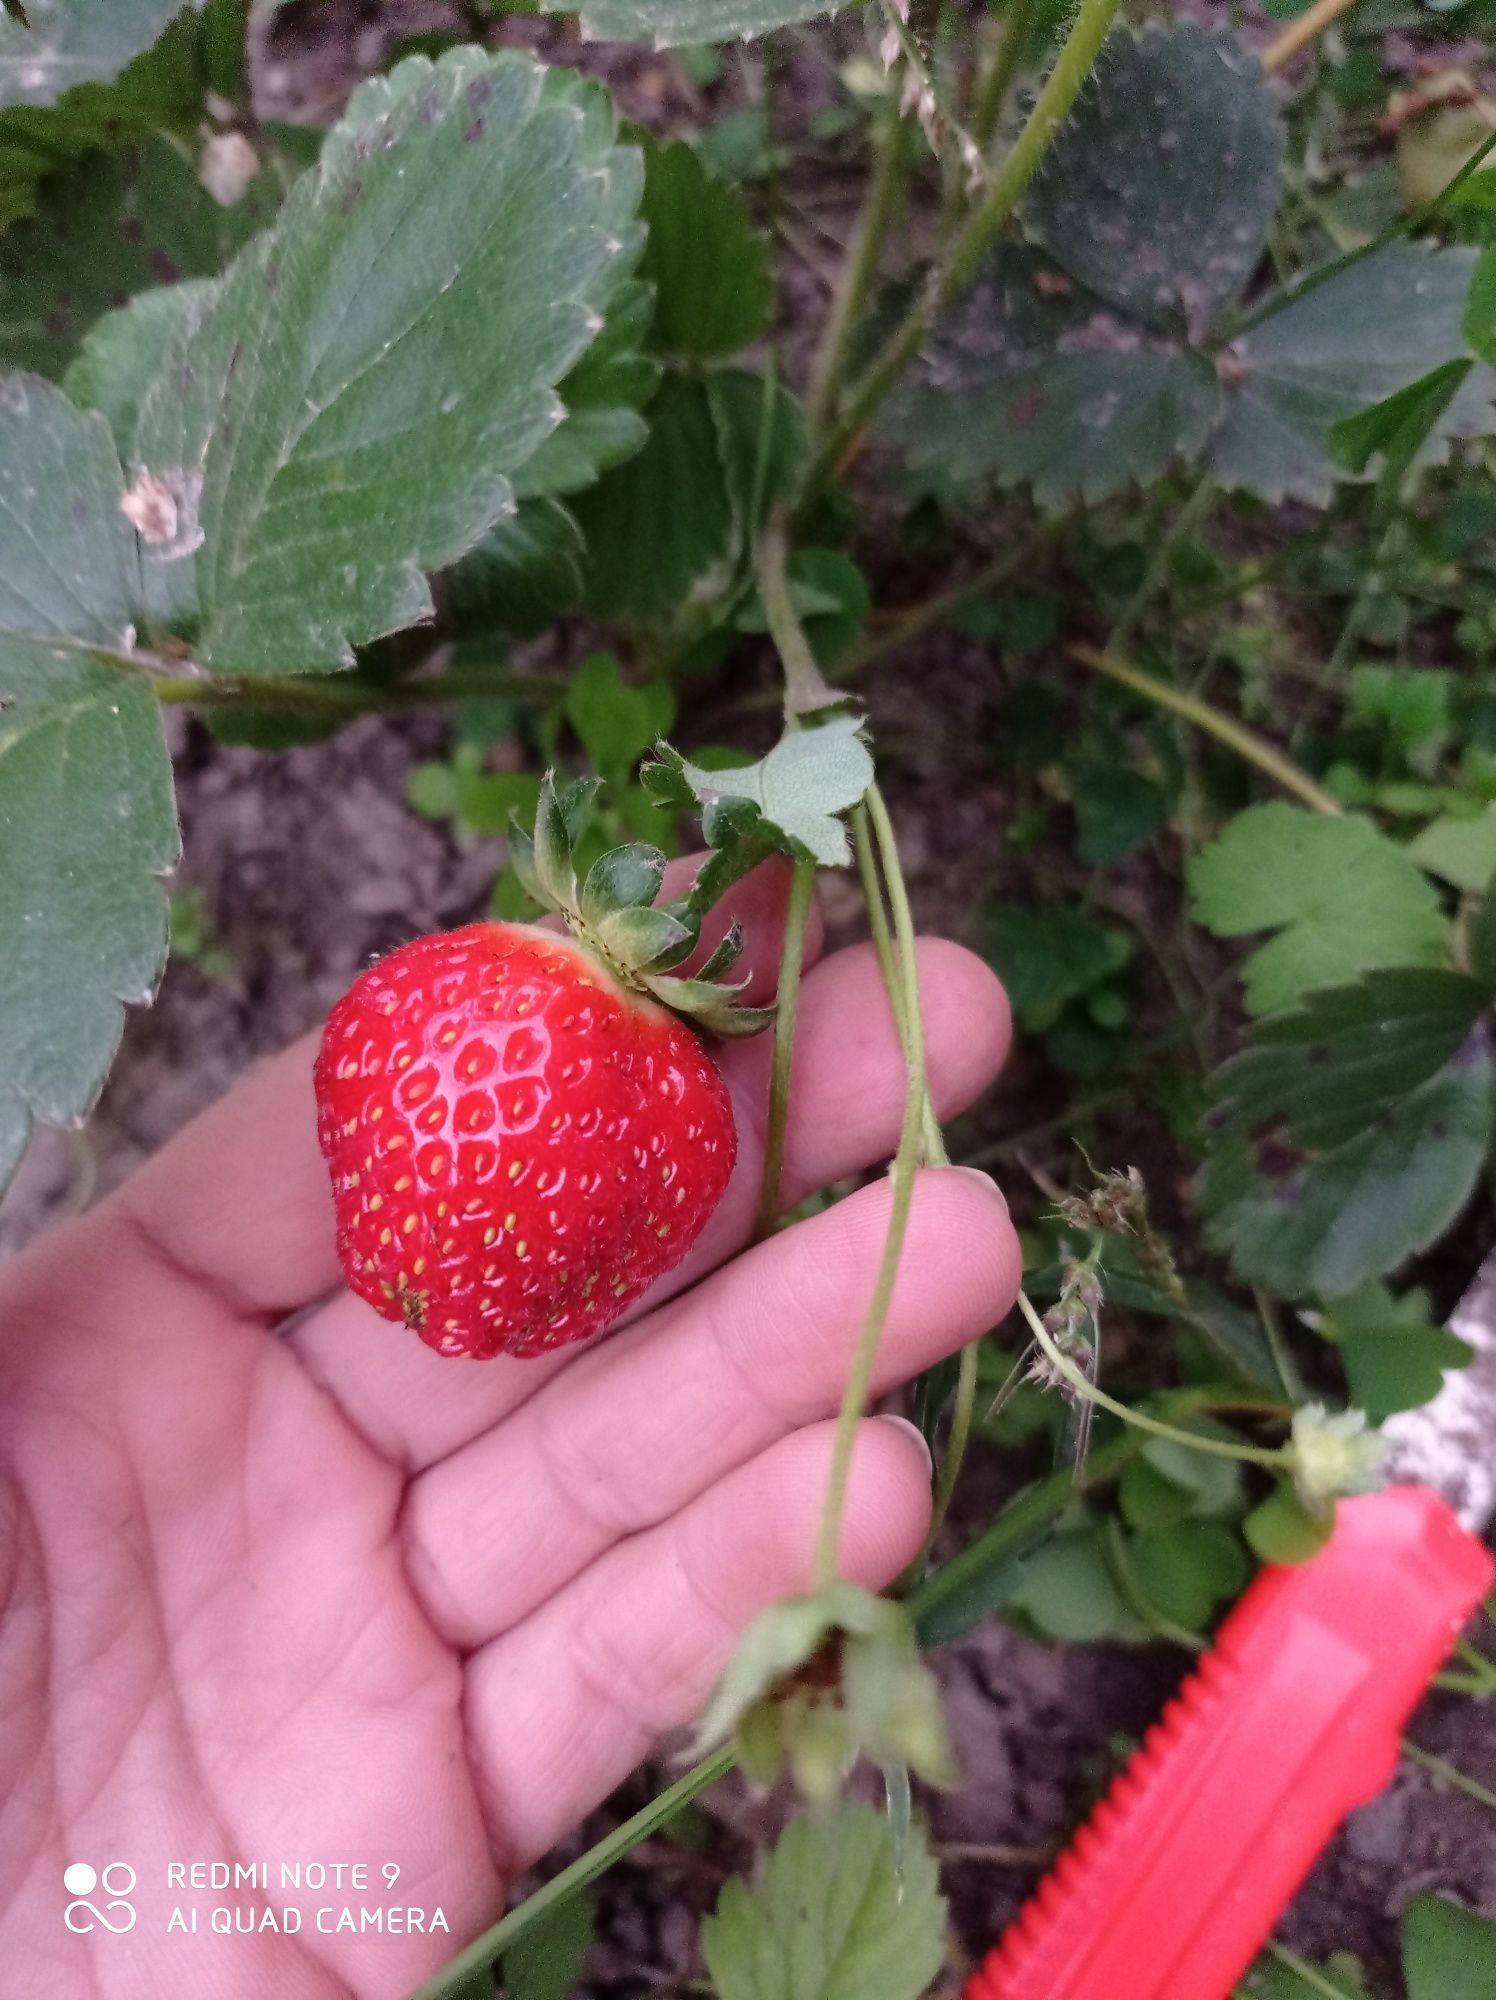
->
755;856;817;1241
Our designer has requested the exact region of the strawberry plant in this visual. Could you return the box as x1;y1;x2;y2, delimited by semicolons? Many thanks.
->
4;0;1496;1995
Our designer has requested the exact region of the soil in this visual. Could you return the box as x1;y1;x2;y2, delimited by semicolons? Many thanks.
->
4;3;1494;1995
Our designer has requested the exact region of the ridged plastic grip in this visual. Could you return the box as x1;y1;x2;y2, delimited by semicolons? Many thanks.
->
965;1485;1494;2000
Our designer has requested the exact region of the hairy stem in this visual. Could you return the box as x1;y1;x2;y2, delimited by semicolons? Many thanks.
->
757;505;836;716
806;95;907;435
1067;643;1342;815
937;0;1036;235
1017;1291;1287;1468
924;1340;979;1553
755;857;817;1240
807;0;1120;492
868;785;948;1169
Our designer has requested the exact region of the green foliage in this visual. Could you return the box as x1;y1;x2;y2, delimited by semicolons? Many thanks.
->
1319;1282;1472;1422
0;376;177;1190
1242;1480;1334;1565
544;0;853;45
126;50;637;673
1401;1895;1496;2000
702;1801;945;2000
646;715;873;869
500;1890;595;2000
638;136;773;360
1188;805;1450;1015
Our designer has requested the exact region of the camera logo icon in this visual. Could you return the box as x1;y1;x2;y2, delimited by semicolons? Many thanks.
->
63;1862;137;1934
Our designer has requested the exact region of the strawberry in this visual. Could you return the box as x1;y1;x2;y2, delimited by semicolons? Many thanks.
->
314;778;765;1359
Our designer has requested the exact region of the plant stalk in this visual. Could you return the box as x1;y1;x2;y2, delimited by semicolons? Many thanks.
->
754;856;817;1240
1017;1290;1287;1468
1260;0;1359;76
153;663;559;715
1401;1739;1496;1813
1067;643;1342;815
757;506;837;716
806;95;907;435
806;0;1121;491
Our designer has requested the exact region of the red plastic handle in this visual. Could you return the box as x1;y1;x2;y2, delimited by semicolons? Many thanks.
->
965;1485;1494;2000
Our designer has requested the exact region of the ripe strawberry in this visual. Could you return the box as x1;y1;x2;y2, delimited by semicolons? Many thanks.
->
313;778;766;1360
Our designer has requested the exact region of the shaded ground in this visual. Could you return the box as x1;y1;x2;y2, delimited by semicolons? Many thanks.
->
3;3;1494;1995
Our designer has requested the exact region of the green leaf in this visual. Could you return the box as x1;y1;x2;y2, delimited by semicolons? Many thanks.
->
1026;22;1283;339
882;246;1220;507
648;715;873;867
63;281;214;458
1401;1895;1496;2000
1465;246;1496;365
639;136;773;359
501;1889;595;2000
1329;359;1474;503
509;71;655;502
1197;1048;1495;1298
1473;867;1496;991
544;0;852;45
1320;1282;1472;1423
1129;1519;1249;1631
0;0;180;109
702;1801;944;2000
1205;969;1488;1154
572;372;736;622
1348;664;1451;755
127;49;634;674
1073;762;1169;864
1242;1479;1334;1565
1188;804;1450;1016
564;650;674;782
0;374;178;1190
0;134;288;380
1008;1517;1143;1642
443;499;586;642
982;905;1130;1028
1410;811;1496;894
1210;245;1496;505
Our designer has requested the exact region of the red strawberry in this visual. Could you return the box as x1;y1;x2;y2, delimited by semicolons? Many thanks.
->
315;921;737;1359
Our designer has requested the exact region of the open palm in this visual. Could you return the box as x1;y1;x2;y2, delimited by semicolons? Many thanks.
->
0;866;1019;1999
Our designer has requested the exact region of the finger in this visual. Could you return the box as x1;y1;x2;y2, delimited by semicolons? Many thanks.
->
464;1415;933;1869
402;1167;1017;1648
293;940;1010;1472
97;857;816;1327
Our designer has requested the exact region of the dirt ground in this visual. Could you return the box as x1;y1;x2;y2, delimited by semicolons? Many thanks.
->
4;4;1495;1994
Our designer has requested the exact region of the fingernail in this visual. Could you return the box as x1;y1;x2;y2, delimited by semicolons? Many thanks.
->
877;1414;935;1478
945;1165;1009;1212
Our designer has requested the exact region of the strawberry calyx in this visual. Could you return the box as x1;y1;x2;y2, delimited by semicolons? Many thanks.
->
507;772;773;1039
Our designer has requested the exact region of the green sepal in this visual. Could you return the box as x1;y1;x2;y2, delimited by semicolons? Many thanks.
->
505;815;543;905
696;921;746;984
533;773;581;915
580;842;667;926
556;774;603;847
596;904;696;972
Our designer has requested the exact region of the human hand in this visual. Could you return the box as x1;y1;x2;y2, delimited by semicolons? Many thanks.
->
0;863;1020;1998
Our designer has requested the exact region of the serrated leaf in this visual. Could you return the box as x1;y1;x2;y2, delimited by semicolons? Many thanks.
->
127;48;632;674
511;70;655;501
1026;22;1283;340
0;136;288;381
702;1801;944;2000
1329;359;1474;502
1320;1282;1472;1423
544;0;851;46
883;247;1220;507
443;498;586;642
502;1888;595;2000
0;0;180;109
1206;969;1488;1154
64;281;215;458
571;372;735;622
655;715;872;867
639;136;773;359
1401;1895;1496;2000
1210;245;1496;506
1197;1046;1494;1298
564;650;674;781
1410;811;1496;895
1188;804;1450;1016
0;374;177;1190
